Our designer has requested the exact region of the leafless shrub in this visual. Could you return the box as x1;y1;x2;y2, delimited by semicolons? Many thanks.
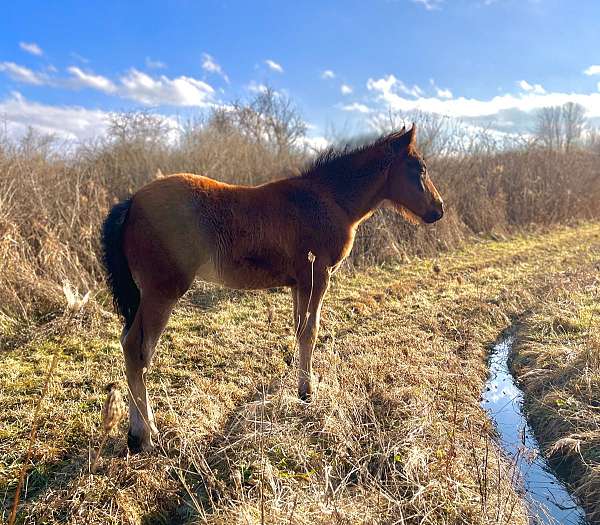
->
226;86;307;156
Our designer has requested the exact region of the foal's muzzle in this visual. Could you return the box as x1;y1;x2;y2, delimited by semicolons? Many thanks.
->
423;201;444;224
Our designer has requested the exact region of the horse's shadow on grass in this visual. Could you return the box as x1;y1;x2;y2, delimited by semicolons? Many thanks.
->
7;366;322;524
183;282;283;312
184;284;249;311
3;445;118;523
146;375;294;524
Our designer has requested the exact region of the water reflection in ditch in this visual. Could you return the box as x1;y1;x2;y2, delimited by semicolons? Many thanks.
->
481;337;587;525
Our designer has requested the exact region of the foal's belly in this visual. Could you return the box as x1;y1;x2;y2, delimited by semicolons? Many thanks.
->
195;254;294;290
194;259;221;285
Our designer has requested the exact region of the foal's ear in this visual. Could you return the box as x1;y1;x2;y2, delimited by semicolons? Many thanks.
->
408;122;417;145
389;123;417;154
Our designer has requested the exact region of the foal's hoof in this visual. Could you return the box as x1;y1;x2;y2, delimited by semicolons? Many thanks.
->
298;387;313;402
299;391;312;402
127;430;154;454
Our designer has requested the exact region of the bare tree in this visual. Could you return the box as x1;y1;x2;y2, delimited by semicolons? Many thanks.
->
222;87;307;155
369;109;494;158
562;102;586;152
535;106;563;151
107;111;172;146
585;127;600;154
534;102;586;152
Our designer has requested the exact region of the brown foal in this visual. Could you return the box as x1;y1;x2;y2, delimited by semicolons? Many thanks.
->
101;124;444;452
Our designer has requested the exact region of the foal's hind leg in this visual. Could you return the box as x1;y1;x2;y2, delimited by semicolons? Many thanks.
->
122;293;176;452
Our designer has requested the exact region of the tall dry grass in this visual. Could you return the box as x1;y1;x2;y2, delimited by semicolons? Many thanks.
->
1;103;599;333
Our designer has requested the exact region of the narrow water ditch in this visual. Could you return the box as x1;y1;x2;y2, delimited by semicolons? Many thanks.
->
482;336;587;525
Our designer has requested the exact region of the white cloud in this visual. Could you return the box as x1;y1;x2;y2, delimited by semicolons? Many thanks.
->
19;42;43;56
584;65;600;76
67;66;117;93
247;81;268;94
397;81;424;98
429;78;453;99
202;53;229;83
300;134;329;150
119;69;215;107
0;62;46;85
265;59;284;73
368;75;396;96
340;102;371;114
0;92;185;143
517;79;546;94
436;87;453;99
341;84;353;95
145;57;166;69
366;73;600;134
367;74;424;98
321;69;335;79
0;92;110;141
0;61;216;107
412;0;443;10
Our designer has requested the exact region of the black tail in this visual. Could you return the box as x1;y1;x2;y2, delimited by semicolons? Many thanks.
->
101;198;140;329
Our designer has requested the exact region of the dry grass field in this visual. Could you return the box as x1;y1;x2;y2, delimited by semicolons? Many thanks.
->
2;101;600;523
2;222;599;524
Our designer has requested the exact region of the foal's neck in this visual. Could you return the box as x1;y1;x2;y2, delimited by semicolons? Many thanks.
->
311;154;389;224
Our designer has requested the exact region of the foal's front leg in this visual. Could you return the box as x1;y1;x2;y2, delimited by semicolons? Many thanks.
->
294;270;330;400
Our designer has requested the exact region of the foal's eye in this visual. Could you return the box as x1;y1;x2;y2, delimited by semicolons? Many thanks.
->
417;167;426;190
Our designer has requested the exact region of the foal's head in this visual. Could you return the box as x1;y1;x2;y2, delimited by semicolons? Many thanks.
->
384;125;444;224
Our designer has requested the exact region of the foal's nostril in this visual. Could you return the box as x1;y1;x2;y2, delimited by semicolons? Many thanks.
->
423;205;444;224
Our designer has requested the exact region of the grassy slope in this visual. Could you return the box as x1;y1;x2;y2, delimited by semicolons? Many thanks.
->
2;222;600;524
511;253;600;522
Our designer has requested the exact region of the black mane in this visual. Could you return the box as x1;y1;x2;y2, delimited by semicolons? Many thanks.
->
301;129;408;178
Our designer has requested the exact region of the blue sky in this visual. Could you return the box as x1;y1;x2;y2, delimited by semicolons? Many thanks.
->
1;0;600;144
